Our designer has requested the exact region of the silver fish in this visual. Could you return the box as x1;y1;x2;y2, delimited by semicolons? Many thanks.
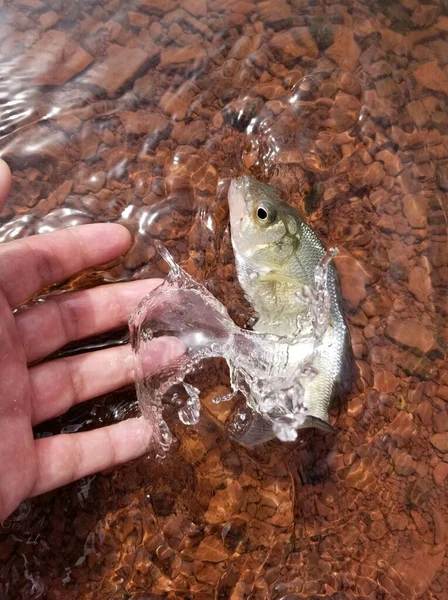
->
228;175;353;445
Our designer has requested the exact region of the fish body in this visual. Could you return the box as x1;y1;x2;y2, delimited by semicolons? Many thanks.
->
228;175;352;445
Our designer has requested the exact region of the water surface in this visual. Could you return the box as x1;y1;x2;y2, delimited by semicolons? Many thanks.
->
0;0;448;598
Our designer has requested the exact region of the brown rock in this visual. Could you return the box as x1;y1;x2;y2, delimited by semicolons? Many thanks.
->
430;433;448;453
195;536;229;562
270;27;318;62
406;99;430;128
393;543;445;596
326;25;361;73
133;74;156;102
414;60;448;94
257;0;292;25
386;319;442;358
410;510;429;534
39;11;59;29
416;400;433;425
128;11;150;28
387;411;416;447
402;194;427;228
334;250;374;309
412;4;439;28
392;448;416;476
380;28;411;55
433;462;448;485
345;458;376;491
205;481;243;524
16;0;44;8
375;150;403;176
386;512;408;531
374;370;400;394
377;214;395;232
84;45;154;95
366;519;387;540
408;266;432;303
183;0;207;17
407;479;431;507
172;120;206;145
433;411;448;434
25;30;93;86
160;46;206;68
160;82;199;120
432;508;446;544
435;16;448;32
120;111;170;136
138;0;177;13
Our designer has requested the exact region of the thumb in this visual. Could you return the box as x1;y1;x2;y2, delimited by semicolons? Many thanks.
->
0;159;11;209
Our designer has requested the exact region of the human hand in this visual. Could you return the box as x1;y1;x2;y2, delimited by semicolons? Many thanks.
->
0;159;170;520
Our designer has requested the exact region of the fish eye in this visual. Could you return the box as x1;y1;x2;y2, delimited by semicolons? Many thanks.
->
255;203;276;225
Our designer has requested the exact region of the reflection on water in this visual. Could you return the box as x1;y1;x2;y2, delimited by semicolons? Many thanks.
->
1;0;448;597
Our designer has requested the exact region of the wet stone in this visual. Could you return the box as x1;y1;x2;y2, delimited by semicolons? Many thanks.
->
408;266;432;303
392;448;416;476
326;25;361;73
433;462;448;485
120;111;170;137
270;28;318;63
25;30;94;86
414;60;448;94
84;45;154;95
366;518;387;541
386;319;442;358
394;543;445;596
430;433;448;453
433;411;448;434
386;513;408;531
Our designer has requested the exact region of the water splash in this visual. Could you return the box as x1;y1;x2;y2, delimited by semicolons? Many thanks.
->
129;243;337;453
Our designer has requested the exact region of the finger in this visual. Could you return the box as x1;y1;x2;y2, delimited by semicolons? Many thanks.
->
30;418;152;498
0;159;11;208
29;338;185;425
0;223;132;308
16;278;163;364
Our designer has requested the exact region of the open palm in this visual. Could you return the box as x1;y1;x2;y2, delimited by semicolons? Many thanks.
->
0;159;164;520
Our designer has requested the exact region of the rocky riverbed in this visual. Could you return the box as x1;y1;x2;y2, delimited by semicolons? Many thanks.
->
0;0;448;598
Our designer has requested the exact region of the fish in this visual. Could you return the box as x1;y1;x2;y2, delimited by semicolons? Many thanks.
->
228;175;354;445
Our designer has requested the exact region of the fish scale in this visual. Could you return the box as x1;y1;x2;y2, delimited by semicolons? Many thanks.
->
228;175;353;445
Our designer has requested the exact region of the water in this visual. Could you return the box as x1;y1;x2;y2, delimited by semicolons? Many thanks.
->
0;0;447;597
130;243;336;449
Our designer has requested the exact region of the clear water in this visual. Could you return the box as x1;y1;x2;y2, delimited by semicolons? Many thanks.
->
0;0;448;598
130;243;335;448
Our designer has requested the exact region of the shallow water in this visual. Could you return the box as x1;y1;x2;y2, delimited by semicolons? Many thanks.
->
1;0;448;598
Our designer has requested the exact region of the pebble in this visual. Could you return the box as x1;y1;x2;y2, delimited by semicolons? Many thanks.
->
270;27;318;62
85;45;154;95
408;266;432;302
386;513;408;531
402;193;427;228
414;60;448;94
119;111;170;136
326;25;361;73
25;30;94;86
433;411;448;434
386;319;442;358
333;250;374;309
392;448;416;476
393;543;445;596
433;462;448;485
430;433;448;453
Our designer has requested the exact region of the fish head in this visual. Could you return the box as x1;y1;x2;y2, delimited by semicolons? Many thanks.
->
228;175;303;274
